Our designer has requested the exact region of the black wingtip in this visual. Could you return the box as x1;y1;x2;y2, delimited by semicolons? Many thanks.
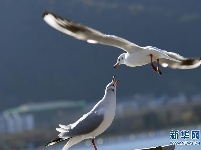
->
42;10;49;18
181;58;201;66
45;137;68;147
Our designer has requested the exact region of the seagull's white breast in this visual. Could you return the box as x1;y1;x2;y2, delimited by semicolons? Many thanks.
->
125;51;151;67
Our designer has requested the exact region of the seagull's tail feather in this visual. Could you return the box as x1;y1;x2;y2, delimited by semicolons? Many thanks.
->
46;124;72;147
56;124;71;138
58;131;70;138
45;137;69;147
59;124;71;130
56;127;68;132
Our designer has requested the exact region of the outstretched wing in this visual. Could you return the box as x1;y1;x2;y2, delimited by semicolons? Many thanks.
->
42;11;141;53
58;111;104;138
160;51;201;69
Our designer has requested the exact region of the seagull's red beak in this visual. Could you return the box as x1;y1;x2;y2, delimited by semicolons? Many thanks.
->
113;62;120;69
112;76;119;86
113;80;119;86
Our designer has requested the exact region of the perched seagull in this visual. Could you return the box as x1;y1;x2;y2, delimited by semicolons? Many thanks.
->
45;76;118;150
42;11;201;75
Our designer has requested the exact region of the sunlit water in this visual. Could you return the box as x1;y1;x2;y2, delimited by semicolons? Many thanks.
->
37;128;201;150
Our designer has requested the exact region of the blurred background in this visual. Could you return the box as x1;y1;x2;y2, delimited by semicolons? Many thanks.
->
0;0;201;150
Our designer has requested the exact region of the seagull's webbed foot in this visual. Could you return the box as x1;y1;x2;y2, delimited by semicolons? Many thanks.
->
156;67;162;75
150;54;162;75
151;63;162;75
156;59;162;75
92;139;97;150
151;63;159;74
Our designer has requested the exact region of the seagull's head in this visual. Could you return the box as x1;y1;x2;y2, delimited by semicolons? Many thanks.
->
114;53;126;68
106;76;119;92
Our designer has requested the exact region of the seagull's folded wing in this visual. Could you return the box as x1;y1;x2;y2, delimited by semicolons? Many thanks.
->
43;11;141;53
159;51;201;69
59;111;104;138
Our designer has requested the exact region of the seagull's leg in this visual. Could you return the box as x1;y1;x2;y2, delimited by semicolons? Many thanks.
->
156;59;162;75
149;54;158;73
92;138;97;150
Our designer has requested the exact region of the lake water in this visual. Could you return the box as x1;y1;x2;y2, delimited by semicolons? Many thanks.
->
38;129;201;150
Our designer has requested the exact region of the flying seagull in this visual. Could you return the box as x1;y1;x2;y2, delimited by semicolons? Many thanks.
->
42;11;201;75
45;76;118;150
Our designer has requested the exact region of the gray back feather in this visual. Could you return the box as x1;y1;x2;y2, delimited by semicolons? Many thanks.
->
62;111;104;137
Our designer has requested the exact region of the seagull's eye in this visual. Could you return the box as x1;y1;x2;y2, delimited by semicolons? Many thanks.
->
122;58;123;60
118;59;120;61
